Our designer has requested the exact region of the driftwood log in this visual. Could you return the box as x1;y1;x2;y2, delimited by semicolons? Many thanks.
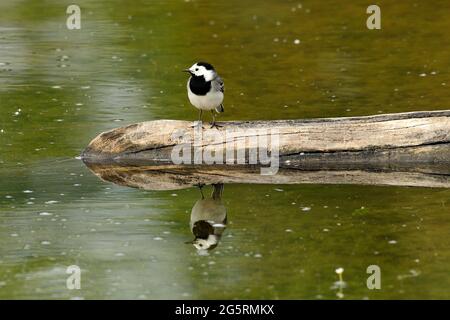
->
82;110;450;189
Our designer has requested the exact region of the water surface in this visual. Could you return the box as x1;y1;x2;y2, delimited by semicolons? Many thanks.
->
0;0;449;299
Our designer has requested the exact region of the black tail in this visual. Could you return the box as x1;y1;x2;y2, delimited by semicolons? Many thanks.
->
211;184;224;200
215;104;224;113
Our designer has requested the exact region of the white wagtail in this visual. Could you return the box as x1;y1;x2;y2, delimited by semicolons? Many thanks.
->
186;184;227;252
183;62;224;128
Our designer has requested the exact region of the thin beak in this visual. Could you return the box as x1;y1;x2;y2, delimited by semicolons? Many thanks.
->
182;69;191;74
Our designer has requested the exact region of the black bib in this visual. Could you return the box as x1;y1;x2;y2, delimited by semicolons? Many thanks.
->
189;75;211;96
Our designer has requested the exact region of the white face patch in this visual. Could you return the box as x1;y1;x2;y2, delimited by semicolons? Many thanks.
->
193;235;218;250
189;63;216;81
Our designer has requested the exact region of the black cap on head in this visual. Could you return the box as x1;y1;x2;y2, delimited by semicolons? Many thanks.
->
197;62;215;71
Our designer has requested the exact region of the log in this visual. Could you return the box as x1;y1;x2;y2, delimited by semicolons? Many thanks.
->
82;110;450;189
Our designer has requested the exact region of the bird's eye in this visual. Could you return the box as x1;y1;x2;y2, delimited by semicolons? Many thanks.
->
195;68;199;71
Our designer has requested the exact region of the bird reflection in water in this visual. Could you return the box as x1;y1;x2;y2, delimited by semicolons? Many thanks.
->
186;184;227;253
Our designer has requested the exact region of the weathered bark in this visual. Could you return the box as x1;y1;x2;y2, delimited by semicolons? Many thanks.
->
82;110;450;189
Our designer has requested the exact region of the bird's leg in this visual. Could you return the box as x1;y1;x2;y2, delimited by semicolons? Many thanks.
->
194;183;205;199
191;110;204;128
210;110;222;129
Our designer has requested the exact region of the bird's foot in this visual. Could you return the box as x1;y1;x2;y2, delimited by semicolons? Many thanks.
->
190;121;204;129
210;122;223;129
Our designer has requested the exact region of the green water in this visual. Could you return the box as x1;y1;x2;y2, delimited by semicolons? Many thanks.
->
1;0;449;299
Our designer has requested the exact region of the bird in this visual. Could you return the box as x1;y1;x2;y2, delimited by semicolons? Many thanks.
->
186;184;227;252
183;62;224;128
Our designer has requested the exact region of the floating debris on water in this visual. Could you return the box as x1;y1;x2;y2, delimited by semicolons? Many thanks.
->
332;267;346;298
397;269;421;280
